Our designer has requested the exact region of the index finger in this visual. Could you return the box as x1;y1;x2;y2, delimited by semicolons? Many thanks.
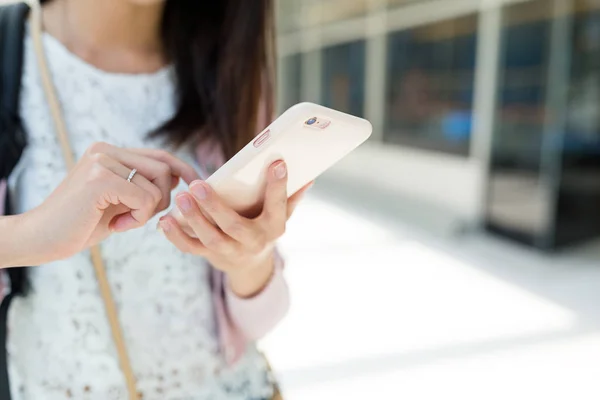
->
129;148;200;184
188;181;254;244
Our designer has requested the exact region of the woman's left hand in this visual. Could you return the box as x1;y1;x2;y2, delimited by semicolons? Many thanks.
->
158;160;310;297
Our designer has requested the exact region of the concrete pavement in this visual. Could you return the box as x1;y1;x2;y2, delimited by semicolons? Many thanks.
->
260;183;600;400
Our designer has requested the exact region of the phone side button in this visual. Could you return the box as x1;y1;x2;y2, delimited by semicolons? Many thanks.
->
253;130;271;148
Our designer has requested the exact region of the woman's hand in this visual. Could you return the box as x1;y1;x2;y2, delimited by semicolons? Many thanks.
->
1;142;198;268
158;161;311;297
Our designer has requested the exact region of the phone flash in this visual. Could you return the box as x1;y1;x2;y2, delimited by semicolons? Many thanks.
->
304;116;331;130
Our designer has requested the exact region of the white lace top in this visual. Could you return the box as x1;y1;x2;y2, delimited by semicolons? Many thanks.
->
6;29;272;400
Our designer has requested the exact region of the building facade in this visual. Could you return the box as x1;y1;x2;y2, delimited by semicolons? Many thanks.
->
276;0;600;250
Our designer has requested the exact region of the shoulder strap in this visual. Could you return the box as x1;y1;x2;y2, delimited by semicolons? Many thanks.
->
27;2;139;399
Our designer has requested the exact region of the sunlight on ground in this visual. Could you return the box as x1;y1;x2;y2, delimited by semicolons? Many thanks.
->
260;195;598;400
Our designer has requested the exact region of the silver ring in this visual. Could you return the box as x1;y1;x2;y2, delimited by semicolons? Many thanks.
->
126;168;137;183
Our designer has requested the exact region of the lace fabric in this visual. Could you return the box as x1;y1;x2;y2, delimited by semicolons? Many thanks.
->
6;28;272;400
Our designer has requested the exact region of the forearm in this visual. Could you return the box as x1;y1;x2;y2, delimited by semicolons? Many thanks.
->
0;214;35;268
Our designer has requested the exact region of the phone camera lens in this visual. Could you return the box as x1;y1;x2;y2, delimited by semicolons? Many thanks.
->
306;117;317;125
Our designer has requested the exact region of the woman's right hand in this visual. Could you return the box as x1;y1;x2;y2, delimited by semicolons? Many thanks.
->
6;142;199;267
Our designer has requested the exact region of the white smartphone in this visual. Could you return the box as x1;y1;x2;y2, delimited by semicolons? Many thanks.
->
170;102;372;232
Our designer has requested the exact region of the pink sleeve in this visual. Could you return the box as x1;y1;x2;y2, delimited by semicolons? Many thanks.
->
224;251;289;341
0;179;7;217
211;252;289;364
0;179;8;215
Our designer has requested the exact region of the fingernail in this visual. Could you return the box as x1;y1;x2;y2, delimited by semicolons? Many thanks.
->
274;162;287;180
159;219;171;233
176;195;193;213
156;216;166;231
190;182;208;200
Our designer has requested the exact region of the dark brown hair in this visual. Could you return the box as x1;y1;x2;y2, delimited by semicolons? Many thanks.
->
157;0;276;159
40;0;276;158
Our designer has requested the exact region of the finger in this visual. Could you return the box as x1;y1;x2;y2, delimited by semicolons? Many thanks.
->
99;155;163;208
97;146;175;212
110;213;138;232
96;171;155;232
260;160;288;239
175;192;238;255
103;204;129;231
170;175;180;190
158;215;207;256
129;148;200;184
287;181;313;219
188;180;257;245
95;154;162;227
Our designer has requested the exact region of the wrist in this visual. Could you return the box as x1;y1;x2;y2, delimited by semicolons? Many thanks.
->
226;251;275;298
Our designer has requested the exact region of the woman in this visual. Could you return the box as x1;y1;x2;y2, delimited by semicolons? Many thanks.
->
0;0;306;399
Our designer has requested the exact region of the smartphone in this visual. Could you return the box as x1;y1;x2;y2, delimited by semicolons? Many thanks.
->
170;102;372;233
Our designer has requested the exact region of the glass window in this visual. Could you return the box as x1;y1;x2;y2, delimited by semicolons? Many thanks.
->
486;0;553;246
487;0;600;249
278;54;302;113
321;40;366;118
384;14;478;156
556;0;600;246
482;0;600;249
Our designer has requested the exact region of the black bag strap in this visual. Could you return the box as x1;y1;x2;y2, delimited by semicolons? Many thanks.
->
0;293;14;400
0;3;30;400
0;1;31;297
0;2;29;181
